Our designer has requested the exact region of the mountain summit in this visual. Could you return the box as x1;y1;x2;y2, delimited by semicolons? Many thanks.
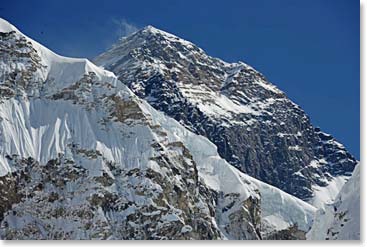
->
0;18;359;240
0;18;319;240
94;26;357;206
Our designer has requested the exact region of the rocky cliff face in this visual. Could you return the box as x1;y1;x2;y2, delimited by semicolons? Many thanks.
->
94;26;357;204
0;18;316;240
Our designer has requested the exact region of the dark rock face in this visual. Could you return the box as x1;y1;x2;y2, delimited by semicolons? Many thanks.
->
94;26;357;201
0;31;46;100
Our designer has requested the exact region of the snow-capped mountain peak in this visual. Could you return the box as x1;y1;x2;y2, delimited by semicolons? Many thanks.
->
94;25;357;206
0;18;321;240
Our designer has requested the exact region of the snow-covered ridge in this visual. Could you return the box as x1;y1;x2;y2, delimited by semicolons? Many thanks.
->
0;18;18;33
141;25;199;49
93;24;284;126
94;23;282;95
0;18;318;239
0;18;117;92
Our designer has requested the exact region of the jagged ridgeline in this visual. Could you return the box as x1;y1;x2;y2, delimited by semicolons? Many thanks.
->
0;18;359;240
94;26;357;207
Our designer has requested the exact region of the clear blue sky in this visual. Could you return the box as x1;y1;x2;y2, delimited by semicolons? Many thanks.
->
1;0;360;158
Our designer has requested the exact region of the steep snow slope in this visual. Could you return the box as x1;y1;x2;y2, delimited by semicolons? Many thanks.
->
0;18;315;240
307;164;360;240
94;26;357;205
141;101;316;237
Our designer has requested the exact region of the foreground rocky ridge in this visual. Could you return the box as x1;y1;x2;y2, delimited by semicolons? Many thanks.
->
94;26;357;205
0;18;316;240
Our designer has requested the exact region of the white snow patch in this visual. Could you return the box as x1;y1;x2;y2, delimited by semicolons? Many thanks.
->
310;175;349;209
288;145;302;151
0;18;18;32
307;164;360;240
181;225;193;233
